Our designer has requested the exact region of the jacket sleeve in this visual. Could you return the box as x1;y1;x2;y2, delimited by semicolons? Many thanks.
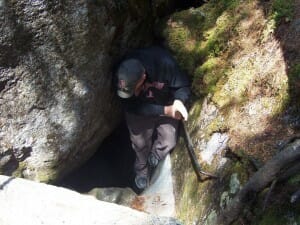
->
120;97;165;116
156;49;191;104
172;86;191;104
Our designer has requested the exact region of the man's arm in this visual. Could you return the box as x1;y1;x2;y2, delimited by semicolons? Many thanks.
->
120;97;164;116
120;96;188;120
172;86;191;104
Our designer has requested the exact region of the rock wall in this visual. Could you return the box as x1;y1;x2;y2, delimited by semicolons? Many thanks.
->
158;0;300;224
0;0;154;182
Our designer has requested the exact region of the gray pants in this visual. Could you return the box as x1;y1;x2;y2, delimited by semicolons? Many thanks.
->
125;113;179;177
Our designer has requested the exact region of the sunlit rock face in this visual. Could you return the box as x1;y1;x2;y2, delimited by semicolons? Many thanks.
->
0;175;182;225
0;0;154;182
161;0;299;224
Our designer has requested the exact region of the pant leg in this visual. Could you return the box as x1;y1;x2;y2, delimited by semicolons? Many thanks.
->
151;116;179;160
125;113;155;177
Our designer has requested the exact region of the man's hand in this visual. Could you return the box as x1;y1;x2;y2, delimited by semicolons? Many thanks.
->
173;100;188;121
164;100;188;121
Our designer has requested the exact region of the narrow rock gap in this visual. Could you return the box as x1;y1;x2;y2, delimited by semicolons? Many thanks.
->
55;1;208;218
152;0;205;19
57;118;177;217
0;79;8;92
174;0;205;11
56;0;206;196
57;120;136;193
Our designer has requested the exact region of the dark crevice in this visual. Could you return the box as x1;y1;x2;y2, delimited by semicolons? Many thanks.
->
56;120;136;193
152;0;206;18
0;79;9;93
174;0;206;11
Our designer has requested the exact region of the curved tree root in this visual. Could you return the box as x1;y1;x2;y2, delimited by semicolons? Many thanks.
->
217;139;300;225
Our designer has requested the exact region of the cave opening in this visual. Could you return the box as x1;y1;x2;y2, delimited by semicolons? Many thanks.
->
57;119;136;193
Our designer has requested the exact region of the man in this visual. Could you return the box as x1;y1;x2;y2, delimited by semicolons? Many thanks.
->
115;46;191;192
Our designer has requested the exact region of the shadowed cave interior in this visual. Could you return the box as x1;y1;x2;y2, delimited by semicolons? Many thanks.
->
57;119;136;193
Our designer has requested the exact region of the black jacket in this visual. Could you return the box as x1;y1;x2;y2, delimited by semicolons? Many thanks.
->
117;46;191;116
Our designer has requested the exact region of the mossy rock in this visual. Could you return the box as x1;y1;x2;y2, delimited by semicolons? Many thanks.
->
193;57;227;96
164;0;296;224
271;0;295;25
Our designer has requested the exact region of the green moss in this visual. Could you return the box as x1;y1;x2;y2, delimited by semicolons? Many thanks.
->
219;0;240;10
205;115;227;137
189;99;204;123
160;1;296;224
172;141;191;192
197;58;220;77
37;169;58;183
12;161;27;177
289;63;300;80
193;57;227;95
164;24;190;49
288;63;300;101
162;0;242;87
259;216;285;225
178;174;211;224
171;7;206;36
232;161;249;184
271;0;294;24
212;66;252;108
176;50;199;76
201;0;241;31
199;11;234;57
173;140;214;225
256;204;300;225
163;23;196;74
222;159;249;186
288;174;300;185
11;162;58;183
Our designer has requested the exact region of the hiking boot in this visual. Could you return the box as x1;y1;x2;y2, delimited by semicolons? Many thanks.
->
148;152;159;168
134;175;148;190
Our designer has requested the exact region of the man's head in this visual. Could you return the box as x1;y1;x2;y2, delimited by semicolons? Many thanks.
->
116;59;145;98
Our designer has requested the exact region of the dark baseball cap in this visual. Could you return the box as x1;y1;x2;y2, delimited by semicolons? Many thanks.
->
116;59;145;98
